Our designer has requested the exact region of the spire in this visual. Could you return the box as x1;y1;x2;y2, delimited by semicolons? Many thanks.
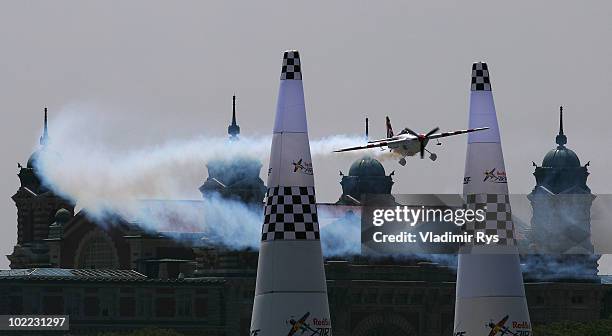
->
40;107;49;146
228;95;240;139
232;95;237;125
556;106;567;147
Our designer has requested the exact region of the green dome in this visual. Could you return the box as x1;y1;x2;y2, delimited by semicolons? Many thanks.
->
27;150;42;169
541;108;582;168
26;147;60;170
55;208;72;224
348;156;386;177
542;146;580;168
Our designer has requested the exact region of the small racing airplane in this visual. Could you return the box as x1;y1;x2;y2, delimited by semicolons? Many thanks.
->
287;312;318;336
334;117;489;165
486;315;519;336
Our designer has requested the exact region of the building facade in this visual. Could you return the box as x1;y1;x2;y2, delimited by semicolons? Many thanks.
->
1;264;610;336
2;106;610;335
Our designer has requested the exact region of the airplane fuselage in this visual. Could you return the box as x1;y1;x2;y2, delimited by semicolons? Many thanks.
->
384;135;429;157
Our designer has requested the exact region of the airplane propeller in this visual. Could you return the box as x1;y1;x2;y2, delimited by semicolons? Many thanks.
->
405;127;439;158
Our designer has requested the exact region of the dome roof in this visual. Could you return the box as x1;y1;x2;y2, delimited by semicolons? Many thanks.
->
26;147;60;170
55;208;72;224
27;149;42;169
348;156;386;177
542;146;580;168
206;157;263;185
540;107;582;168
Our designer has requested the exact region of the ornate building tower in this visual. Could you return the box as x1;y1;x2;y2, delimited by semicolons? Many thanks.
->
336;156;395;205
199;96;266;204
527;107;598;281
8;108;74;269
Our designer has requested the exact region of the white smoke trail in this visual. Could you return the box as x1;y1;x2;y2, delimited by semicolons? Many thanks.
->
33;108;382;255
310;135;401;160
36;109;396;214
133;196;263;250
38;133;272;213
38;109;606;273
318;207;361;256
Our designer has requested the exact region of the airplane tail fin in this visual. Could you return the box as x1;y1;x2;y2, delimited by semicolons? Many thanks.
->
386;116;394;138
365;117;369;140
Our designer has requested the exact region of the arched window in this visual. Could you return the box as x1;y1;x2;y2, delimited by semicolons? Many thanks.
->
75;229;119;269
352;314;416;336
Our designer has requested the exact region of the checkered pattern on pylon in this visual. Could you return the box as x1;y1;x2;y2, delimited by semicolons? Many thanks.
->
463;194;515;245
262;186;319;241
281;50;302;80
471;62;491;91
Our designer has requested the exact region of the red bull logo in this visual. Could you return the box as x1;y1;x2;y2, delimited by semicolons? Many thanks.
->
292;158;313;175
483;168;507;183
286;312;331;336
486;315;531;336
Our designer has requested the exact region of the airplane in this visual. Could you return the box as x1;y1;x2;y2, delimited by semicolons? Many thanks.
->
486;315;519;336
287;312;318;336
334;117;489;165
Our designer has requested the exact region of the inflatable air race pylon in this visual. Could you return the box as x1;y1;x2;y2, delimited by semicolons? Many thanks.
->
250;50;332;336
453;62;532;336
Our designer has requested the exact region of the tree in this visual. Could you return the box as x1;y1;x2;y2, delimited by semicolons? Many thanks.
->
533;319;612;336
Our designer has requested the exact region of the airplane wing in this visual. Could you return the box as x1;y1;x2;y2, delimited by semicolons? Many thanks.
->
367;136;397;144
427;127;489;140
334;139;403;153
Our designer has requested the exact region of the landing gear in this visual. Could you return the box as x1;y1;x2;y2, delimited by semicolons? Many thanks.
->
399;157;407;166
424;148;437;161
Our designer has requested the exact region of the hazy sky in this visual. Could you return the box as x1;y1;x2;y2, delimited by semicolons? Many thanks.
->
1;1;611;269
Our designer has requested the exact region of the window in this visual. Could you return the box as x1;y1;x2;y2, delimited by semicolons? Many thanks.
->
76;230;119;269
571;296;584;304
177;293;192;317
66;291;81;317
84;297;99;317
195;298;208;318
155;297;176;318
120;297;136;317
138;291;153;317
42;296;64;314
99;289;116;317
24;290;41;314
395;294;409;305
9;296;23;314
